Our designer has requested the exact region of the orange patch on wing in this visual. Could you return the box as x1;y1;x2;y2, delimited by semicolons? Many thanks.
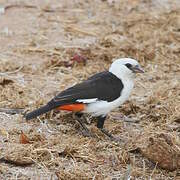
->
57;103;85;112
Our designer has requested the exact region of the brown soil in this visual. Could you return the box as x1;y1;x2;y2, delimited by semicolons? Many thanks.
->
0;0;180;179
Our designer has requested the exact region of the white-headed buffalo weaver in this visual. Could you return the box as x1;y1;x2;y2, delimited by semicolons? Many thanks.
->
25;58;144;140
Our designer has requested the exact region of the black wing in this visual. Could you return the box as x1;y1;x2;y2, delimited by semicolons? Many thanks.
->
47;71;124;108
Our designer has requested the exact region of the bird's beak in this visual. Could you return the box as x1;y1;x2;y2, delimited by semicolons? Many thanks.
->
132;65;144;73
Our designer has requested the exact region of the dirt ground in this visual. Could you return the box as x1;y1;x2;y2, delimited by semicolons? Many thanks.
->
0;0;180;179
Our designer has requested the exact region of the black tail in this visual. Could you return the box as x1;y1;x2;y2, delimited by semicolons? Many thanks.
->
25;104;53;120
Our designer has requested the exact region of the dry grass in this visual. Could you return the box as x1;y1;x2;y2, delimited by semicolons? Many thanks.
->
0;0;180;179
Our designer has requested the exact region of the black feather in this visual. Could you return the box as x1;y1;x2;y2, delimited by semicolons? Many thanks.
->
25;104;53;120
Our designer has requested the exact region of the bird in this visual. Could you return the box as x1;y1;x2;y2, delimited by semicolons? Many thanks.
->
25;58;144;140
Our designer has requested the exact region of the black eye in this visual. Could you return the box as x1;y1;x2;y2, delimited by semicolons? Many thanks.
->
125;63;132;69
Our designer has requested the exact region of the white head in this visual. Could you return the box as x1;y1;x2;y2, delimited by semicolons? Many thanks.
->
109;58;144;80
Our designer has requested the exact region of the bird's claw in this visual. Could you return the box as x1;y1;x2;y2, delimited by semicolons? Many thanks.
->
81;129;95;138
100;128;120;142
75;116;95;138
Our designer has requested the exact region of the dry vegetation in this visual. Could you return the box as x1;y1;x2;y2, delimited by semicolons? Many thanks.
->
0;0;180;179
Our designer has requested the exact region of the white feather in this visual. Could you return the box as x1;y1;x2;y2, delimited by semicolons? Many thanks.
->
109;58;138;80
76;98;98;103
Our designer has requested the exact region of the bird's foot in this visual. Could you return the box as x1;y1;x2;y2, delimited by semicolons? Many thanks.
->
100;128;120;142
83;115;91;124
75;116;95;138
81;129;95;138
74;112;91;124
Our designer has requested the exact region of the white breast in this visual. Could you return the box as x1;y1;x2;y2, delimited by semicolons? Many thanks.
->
84;78;134;117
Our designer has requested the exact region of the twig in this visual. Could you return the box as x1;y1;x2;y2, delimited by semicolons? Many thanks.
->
64;25;97;36
0;108;24;115
0;64;23;76
123;164;131;180
33;148;54;161
4;4;37;11
111;114;140;123
20;47;62;56
0;157;34;167
150;162;158;179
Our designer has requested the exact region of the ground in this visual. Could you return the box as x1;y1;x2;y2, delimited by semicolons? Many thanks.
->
0;0;180;179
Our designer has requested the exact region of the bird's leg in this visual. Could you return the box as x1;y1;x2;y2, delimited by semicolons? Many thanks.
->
73;112;94;137
74;112;83;118
97;116;118;141
75;112;91;124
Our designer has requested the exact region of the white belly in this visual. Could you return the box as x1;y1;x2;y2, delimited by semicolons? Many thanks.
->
84;80;134;116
